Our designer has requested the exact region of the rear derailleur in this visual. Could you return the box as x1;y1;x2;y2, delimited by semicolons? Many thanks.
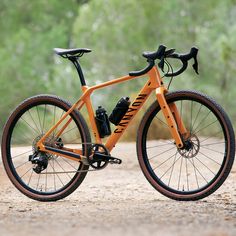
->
29;136;64;174
29;152;49;174
88;144;122;170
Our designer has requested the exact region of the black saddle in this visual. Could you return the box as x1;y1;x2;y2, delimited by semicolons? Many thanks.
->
54;48;92;58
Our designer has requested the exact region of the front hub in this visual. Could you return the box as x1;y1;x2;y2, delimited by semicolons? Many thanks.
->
177;134;200;158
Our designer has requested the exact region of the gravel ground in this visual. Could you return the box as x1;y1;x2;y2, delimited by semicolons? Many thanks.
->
0;142;236;236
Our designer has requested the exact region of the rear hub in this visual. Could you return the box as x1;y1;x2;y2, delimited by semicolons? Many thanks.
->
30;135;63;174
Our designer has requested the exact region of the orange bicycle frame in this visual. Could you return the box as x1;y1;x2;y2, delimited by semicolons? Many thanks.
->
37;66;187;161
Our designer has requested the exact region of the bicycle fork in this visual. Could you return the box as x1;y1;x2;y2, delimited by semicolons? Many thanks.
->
155;87;189;149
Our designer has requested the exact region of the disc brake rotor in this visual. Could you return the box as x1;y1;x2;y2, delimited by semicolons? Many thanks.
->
178;134;200;158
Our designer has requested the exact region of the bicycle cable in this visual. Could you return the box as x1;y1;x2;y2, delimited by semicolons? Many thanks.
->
161;59;174;90
165;59;174;90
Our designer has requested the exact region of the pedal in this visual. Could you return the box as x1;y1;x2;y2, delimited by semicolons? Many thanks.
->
108;156;122;164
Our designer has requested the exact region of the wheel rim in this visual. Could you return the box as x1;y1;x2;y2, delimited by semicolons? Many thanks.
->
6;101;86;195
143;97;228;195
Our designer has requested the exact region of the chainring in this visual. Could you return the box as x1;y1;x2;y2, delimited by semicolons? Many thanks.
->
88;144;110;169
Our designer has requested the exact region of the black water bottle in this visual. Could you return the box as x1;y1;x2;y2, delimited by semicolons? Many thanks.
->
109;97;131;125
95;106;111;138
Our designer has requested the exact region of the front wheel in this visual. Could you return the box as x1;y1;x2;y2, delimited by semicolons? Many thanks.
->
137;90;235;201
1;95;91;201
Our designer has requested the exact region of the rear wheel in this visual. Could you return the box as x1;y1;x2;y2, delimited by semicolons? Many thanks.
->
1;95;91;201
137;90;235;201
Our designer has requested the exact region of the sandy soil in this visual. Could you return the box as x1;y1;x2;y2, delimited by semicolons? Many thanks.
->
0;142;236;236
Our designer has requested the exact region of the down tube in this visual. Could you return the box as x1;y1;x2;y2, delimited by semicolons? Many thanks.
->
105;82;153;151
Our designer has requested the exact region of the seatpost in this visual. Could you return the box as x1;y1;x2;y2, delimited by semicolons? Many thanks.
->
68;57;86;86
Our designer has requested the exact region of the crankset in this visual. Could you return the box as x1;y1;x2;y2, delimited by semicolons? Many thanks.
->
88;144;122;169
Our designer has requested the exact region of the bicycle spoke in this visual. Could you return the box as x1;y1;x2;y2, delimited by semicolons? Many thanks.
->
153;151;179;170
198;150;222;166
50;160;57;191
27;169;34;186
68;137;82;144
12;133;34;145
167;151;178;186
149;145;176;160
190;100;193;133
201;141;225;146
177;155;184;190
52;106;56;137
20;166;33;179
194;119;218;135
194;156;216;175
21;117;40;135
60;157;78;170
28;110;41;134
15;160;30;169
36;173;41;191
36;106;43;134
42;104;47;133
53;109;65;137
60;109;65;119
159;156;182;180
191;104;202;133
147;142;174;149
49;161;64;187
54;158;72;179
190;157;199;188
45;166;48;192
188;158;206;185
200;130;222;143
154;116;168;127
11;149;32;159
60;126;79;137
191;110;211;134
185;154;189;191
201;145;224;154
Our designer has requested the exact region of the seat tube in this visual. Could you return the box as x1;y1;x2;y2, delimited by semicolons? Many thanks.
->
83;95;102;143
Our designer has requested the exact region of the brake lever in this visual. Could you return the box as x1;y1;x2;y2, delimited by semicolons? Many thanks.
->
190;47;199;75
158;57;165;72
192;54;199;74
192;61;198;74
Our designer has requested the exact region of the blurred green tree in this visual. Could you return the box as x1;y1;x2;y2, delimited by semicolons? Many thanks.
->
0;0;80;129
0;0;236;137
72;0;236;123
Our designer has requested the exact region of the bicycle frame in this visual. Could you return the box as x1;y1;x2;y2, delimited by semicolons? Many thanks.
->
37;66;188;162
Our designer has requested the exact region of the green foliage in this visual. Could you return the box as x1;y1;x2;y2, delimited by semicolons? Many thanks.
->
0;0;79;128
1;0;236;139
72;0;236;138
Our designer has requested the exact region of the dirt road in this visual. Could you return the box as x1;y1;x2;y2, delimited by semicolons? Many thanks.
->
0;142;236;236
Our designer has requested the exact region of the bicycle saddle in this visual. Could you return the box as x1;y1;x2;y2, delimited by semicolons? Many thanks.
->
54;48;92;58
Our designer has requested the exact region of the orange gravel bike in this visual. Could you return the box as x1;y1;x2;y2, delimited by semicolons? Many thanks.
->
2;45;235;201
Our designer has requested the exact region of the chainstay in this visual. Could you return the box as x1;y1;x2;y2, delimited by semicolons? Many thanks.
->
39;167;102;175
